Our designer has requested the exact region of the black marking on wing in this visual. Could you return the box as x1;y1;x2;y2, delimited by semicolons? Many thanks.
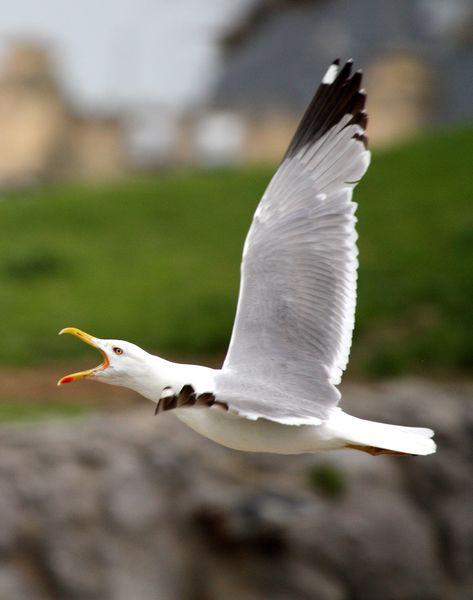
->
154;385;228;415
284;58;368;160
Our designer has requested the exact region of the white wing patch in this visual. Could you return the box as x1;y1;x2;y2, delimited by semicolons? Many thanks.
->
322;62;339;84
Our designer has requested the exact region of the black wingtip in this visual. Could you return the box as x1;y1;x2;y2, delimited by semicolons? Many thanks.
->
154;384;228;415
350;71;363;88
284;59;369;159
337;60;353;81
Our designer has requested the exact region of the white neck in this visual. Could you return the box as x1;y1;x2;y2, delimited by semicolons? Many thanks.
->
123;354;171;401
119;354;217;402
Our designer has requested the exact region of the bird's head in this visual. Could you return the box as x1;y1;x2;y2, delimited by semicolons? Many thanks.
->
57;327;152;388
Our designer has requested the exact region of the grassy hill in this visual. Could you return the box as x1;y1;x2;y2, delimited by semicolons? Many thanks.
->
0;125;471;377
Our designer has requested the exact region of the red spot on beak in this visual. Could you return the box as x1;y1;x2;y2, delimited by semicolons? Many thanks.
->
59;376;74;385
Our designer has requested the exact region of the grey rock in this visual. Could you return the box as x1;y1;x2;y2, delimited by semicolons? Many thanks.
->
0;379;470;600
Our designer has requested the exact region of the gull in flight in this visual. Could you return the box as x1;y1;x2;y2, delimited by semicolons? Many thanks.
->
58;60;436;456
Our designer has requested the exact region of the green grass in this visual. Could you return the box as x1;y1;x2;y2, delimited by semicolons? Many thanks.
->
0;124;471;377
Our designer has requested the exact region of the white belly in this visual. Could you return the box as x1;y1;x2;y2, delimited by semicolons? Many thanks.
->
174;408;348;454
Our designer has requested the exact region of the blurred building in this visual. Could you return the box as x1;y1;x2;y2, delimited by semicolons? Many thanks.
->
0;42;125;186
191;0;473;164
2;2;472;174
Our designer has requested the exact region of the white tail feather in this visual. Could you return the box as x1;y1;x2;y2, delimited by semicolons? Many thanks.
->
334;411;436;455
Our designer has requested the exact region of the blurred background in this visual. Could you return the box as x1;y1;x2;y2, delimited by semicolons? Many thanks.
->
0;1;472;599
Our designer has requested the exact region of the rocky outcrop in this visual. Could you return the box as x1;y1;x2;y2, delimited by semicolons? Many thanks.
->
0;379;471;600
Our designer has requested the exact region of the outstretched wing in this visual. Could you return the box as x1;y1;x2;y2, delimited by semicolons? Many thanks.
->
215;60;370;425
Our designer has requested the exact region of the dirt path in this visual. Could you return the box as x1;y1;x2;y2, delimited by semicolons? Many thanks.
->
0;364;140;407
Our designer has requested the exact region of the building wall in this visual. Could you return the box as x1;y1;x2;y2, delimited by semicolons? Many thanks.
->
0;42;125;186
243;111;299;163
365;53;432;147
63;118;125;181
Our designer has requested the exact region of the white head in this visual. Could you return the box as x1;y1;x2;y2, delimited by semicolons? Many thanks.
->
57;327;154;389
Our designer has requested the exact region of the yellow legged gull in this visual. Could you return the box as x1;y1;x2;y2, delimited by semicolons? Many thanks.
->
58;60;436;456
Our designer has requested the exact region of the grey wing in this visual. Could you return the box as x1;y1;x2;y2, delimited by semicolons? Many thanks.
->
215;60;370;424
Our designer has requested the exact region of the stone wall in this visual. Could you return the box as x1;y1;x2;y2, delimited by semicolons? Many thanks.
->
0;379;471;599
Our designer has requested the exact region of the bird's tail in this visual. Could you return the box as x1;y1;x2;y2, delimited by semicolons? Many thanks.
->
334;411;436;456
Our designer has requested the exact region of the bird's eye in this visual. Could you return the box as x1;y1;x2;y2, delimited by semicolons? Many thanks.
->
113;347;123;355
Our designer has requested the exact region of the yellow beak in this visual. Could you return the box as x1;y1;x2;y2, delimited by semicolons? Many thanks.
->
57;327;109;386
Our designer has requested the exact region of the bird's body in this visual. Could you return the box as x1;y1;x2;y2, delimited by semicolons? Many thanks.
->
176;409;435;455
122;357;436;456
58;59;436;457
177;407;352;455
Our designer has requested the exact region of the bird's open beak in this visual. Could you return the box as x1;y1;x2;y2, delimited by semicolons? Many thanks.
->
57;327;109;385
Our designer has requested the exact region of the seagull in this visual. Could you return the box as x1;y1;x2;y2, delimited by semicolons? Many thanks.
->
58;60;436;456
